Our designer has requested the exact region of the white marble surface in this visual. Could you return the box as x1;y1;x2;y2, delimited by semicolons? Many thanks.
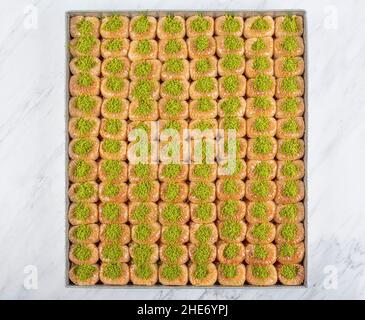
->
0;0;364;300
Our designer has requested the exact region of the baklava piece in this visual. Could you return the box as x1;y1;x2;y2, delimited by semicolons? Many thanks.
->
99;182;128;203
161;224;190;244
218;96;246;117
158;163;189;182
218;74;246;98
128;121;158;141
219;137;248;159
190;56;217;80
276;97;305;119
159;263;188;286
161;58;190;80
246;264;277;286
130;59;161;81
128;163;158;182
246;201;275;224
190;77;218;100
190;203;217;224
99;223;130;244
246;116;276;138
188;181;216;204
100;118;127;140
245;56;274;78
247;136;277;160
217;242;245;264
160;244;188;264
274;36;304;58
100;15;129;38
129;100;159;121
69;36;100;57
69;223;99;244
100;76;129;98
275;179;305;204
100;262;129;285
217;263;246;286
99;202;128;224
245;179;276;201
186;15;214;37
69;243;99;265
127;140;158;164
216;178;245;201
101;57;130;78
189;163;217;182
69;95;102;118
158;38;188;61
245;243;276;265
130;263;158;286
217;220;247;243
277;160;305;180
189;222;218;245
69;159;98;183
277;263;304;286
244;16;275;38
275;223;305;244
218;116;246;137
100;139;127;160
246;74;275;97
276;138;305;160
128;39;158;61
69;73;100;96
245;96;276;118
128;202;158;225
131;222;161;244
101;97;129;119
246;222;276;244
158;202;190;225
217;158;246;180
215;35;245;57
275;202;305;224
215;15;244;36
70;16;100;38
276;117;305;139
244;37;274;59
101;38;130;58
275;56;304;78
128;180;160;202
129;243;159;264
157;16;186;39
69;56;101;75
98;159;128;183
69;117;100;139
217;200;246;221
246;160;276;180
189;97;218;119
129;15;157;40
276;76;304;99
189;263;217;286
189;119;218;139
68;203;98;225
276;242;305;264
188;243;217;264
129;78;160;101
158;98;189;120
160;182;189;203
187;36;216;59
218;54;245;76
160;78;190;100
68;181;99;203
275;15;304;37
69;263;99;285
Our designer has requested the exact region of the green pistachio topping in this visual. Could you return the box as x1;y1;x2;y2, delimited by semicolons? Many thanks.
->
102;202;120;221
282;16;298;33
105;58;124;74
253;161;271;178
281;264;299;279
193;244;212;263
195;225;212;243
75;182;95;200
194;35;210;52
282;118;299;133
196;97;214;112
164;119;181;131
76;18;93;34
164;99;183;115
223;179;238;194
77;73;93;87
162;163;181;178
282;36;299;52
252;223;270;240
251;180;270;197
134;163;150;179
281;76;299;92
253;96;270;110
135;99;154;116
195;58;211;73
281;161;299;177
280;223;298;241
132;15;150;33
132;79;155;100
221;220;241;240
191;15;210;33
103;15;123;32
73;244;92;261
280;139;301;156
163;79;184;96
165;183;180;201
133;244;153;264
75;35;96;54
195;203;212;221
251;202;267;218
74;264;96;281
163;16;183;34
221;96;240;114
254;245;268;259
195;77;215;93
132;181;152;201
280;243;297;257
222;75;240;93
251;17;270;31
134;223;152;241
222;200;238;218
105;97;122;113
193;163;211;178
73;160;91;178
161;264;181;280
75;56;96;72
280;204;298;220
74;224;92;241
165;58;184;74
135;264;153;279
223;243;239;259
102;159;122;180
75;95;96;113
103;262;123;279
104;224;122;241
222;15;241;33
192;182;212;201
136;39;152;55
131;203;150;222
253;136;273;154
105;38;123;52
222;54;242;70
252;265;269;278
194;264;209;279
73;203;91;220
221;263;237;278
253;74;273;91
102;139;121;153
162;204;181;223
283;180;298;197
165;39;182;54
195;120;213;132
106;76;124;92
135;61;153;78
253;116;270;132
283;57;298;72
252;38;266;51
163;225;182;243
102;242;122;261
281;98;298;113
224;35;243;50
253;56;270;71
105;118;122;135
164;245;183;263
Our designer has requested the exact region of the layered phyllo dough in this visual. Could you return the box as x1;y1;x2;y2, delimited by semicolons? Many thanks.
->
100;15;129;38
186;15;214;37
157;16;186;39
244;16;275;38
101;38;130;58
70;16;101;38
129;15;157;40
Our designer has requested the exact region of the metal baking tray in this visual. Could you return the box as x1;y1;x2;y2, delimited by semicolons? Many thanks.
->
65;10;308;288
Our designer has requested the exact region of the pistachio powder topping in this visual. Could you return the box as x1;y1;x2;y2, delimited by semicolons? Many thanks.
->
221;263;238;278
221;96;240;114
223;243;239;259
162;163;181;178
165;58;184;74
193;244;212;263
132;15;150;33
163;225;182;243
251;180;270;197
280;139;301;156
165;182;180;201
102;139;122;153
253;96;270;110
253;136;273;154
192;182;212;201
163;79;184;96
161;264;182;280
224;35;243;50
283;180;299;197
222;54;242;70
251;202;267;218
281;98;298;113
75;95;96;113
105;97;123;113
280;223;298;241
195;203;212;221
221;220;241;240
280;264;299;279
252;223;270;240
132;181;152;201
251;17;270;31
136;39;152;55
281;76;299;92
75;182;95;200
279;243;297;257
222;75;240;93
102;202;120;221
222;15;241;33
281;161;299;177
196;97;214;112
106;76;124;92
195;77;215;93
191;15;210;33
252;38;266;51
253;116;270;132
253;74;273;91
195;58;211;73
104;223;122;241
280;204;298;220
74;264;96;281
282;36;299;52
73;244;92;261
105;57;124;74
254;245;268;259
76;18;93;34
131;203;150;223
195;225;212;243
75;56;96;72
194;35;210;52
162;204;182;223
165;39;182;54
102;242;122;261
73;159;91;178
163;16;183;34
282;15;299;33
253;161;271;178
77;73;93;87
105;38;124;52
253;56;270;71
103;262;123;279
252;265;269;278
134;223;152;241
194;264;209;280
103;15;123;32
73;203;91;221
164;245;183;263
223;179;238;194
222;200;238;218
74;224;92;241
75;35;96;54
